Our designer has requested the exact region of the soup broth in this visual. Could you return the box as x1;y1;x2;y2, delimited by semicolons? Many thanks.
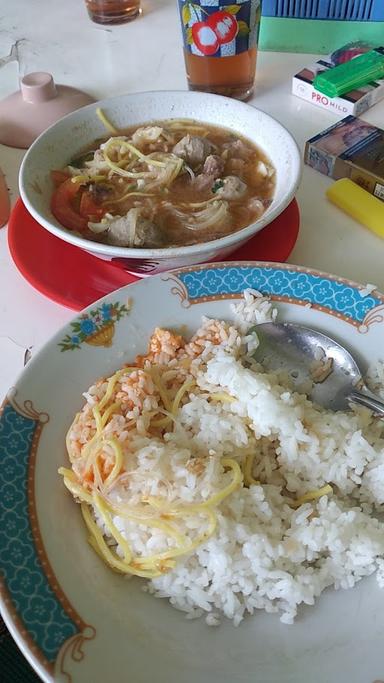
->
50;119;276;249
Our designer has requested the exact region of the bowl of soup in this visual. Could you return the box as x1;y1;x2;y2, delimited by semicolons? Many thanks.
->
19;91;301;275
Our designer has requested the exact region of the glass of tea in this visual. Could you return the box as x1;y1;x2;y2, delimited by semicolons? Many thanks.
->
176;0;261;101
85;0;141;24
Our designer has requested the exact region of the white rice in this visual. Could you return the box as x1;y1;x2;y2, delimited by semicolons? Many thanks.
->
359;283;377;297
68;289;384;626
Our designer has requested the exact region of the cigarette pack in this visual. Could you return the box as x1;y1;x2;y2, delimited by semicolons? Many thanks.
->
292;47;384;117
304;115;384;201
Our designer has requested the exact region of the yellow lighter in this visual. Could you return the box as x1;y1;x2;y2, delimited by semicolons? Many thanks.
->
326;178;384;239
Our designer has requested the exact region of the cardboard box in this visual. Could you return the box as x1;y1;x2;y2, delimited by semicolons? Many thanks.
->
292;47;384;117
304;115;384;201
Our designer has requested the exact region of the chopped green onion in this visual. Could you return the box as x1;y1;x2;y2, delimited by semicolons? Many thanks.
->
212;179;224;194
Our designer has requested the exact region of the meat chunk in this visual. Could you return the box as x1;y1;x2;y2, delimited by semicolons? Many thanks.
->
107;213;160;247
191;174;216;194
247;197;265;218
89;182;113;203
187;156;224;194
89;208;162;248
226;157;246;174
202;154;225;179
172;135;215;169
222;139;251;160
215;175;247;200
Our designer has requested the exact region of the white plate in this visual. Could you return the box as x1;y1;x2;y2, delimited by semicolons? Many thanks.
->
1;261;384;683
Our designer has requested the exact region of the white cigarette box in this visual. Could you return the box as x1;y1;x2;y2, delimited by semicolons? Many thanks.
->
292;47;384;117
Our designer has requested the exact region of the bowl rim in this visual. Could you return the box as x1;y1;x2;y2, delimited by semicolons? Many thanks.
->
19;90;302;259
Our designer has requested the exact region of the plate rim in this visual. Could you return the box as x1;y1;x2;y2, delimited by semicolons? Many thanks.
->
1;259;384;682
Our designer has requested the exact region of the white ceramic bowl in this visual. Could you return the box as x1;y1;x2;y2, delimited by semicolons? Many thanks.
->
19;91;301;275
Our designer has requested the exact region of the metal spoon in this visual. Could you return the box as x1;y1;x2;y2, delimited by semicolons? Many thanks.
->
251;322;384;416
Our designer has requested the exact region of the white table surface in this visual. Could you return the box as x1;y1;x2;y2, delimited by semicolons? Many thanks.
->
1;0;384;403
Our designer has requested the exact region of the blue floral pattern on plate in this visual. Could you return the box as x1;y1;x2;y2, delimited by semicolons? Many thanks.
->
58;301;130;351
0;402;78;663
174;265;382;324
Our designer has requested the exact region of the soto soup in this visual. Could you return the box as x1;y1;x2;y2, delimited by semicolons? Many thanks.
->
50;118;276;249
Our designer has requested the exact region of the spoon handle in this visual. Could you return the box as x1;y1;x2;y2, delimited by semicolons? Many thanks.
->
349;389;384;416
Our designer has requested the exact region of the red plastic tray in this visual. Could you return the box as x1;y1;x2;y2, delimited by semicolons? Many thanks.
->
8;199;300;311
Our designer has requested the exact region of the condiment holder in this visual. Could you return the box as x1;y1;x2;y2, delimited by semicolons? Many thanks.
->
0;72;95;148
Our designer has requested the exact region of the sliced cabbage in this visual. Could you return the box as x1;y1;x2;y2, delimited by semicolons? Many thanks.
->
166;200;229;232
131;126;164;147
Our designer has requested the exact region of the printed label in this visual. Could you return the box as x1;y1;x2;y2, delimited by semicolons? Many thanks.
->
374;182;384;201
306;144;335;178
178;1;260;57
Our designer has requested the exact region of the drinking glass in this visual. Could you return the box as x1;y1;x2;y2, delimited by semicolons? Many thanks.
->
85;0;141;25
177;0;261;101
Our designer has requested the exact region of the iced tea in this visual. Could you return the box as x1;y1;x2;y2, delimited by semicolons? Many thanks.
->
85;0;141;24
178;1;261;101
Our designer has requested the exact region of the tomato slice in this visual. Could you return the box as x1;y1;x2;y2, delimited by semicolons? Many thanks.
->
51;178;88;232
50;169;70;187
79;190;106;221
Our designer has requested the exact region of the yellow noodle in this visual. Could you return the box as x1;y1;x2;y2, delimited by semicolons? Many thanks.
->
138;508;217;567
149;367;172;412
146;458;242;514
103;144;154;179
70;175;88;184
150;413;174;428
64;356;235;578
210;393;236;403
167;120;208;132
84;435;103;471
178;358;192;369
93;493;132;563
96;107;119;134
171;379;194;415
92;456;104;490
98;366;138;410
243;453;260;487
201;458;242;508
100;401;121;428
167;158;184;186
117;141;168;168
294;484;333;508
102;139;170;179
90;174;110;182
59;468;93;504
81;503;163;578
81;435;122;490
105;190;155;206
106;501;186;546
102;438;123;488
92;405;103;435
